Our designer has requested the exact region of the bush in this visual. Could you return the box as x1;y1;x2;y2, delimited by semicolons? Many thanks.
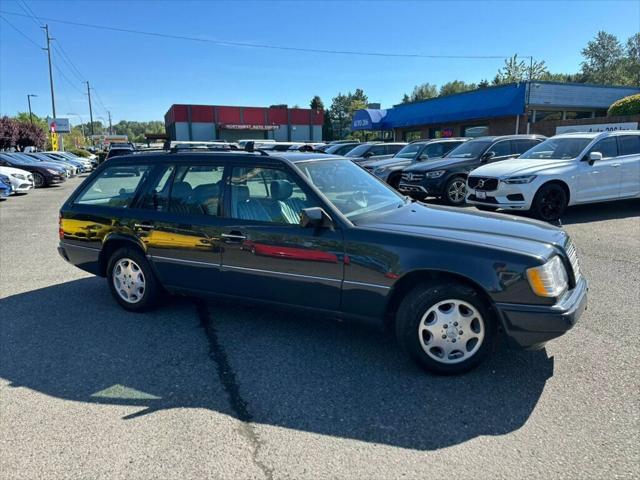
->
68;148;91;158
607;93;640;116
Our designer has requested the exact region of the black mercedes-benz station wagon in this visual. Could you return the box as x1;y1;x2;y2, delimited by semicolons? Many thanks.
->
59;151;587;374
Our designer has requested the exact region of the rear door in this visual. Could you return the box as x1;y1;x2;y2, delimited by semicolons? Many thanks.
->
218;162;344;310
133;162;227;293
616;134;640;198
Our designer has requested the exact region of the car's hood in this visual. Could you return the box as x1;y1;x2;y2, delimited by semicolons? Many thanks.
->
361;157;413;169
470;158;576;177
360;202;565;257
0;165;31;176
36;162;66;172
403;156;475;172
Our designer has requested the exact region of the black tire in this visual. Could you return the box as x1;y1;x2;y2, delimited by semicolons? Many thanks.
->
532;183;567;221
33;172;46;188
395;282;497;375
387;173;401;189
443;176;467;205
475;205;498;212
106;247;161;312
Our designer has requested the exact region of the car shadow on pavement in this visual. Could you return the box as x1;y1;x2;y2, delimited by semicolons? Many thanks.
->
0;278;554;451
558;198;640;225
0;278;234;420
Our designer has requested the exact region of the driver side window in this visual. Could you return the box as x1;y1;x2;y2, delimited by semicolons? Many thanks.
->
486;141;511;158
229;166;315;224
588;137;618;159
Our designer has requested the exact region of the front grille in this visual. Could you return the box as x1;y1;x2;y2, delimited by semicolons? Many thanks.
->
468;176;498;191
566;239;581;281
401;172;424;182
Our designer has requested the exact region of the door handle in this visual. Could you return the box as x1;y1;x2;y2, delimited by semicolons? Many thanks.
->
612;163;621;168
134;222;154;231
221;232;246;242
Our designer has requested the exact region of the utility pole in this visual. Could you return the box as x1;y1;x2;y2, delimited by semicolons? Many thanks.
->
85;81;94;137
42;25;56;120
107;111;113;135
27;94;37;124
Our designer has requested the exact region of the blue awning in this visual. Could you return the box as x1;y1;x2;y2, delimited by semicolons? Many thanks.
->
353;83;527;130
352;108;388;130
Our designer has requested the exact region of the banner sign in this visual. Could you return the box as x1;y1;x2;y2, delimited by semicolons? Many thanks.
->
220;124;279;131
47;117;71;133
51;132;59;151
556;122;638;134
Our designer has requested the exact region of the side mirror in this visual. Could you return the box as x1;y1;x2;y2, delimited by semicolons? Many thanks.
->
363;151;374;158
588;151;603;165
481;151;495;162
418;154;429;161
300;207;333;229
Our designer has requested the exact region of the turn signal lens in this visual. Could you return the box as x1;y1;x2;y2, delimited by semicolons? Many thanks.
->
526;256;568;297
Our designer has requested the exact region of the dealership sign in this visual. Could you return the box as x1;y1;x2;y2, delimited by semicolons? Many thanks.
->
220;124;279;130
556;122;638;134
47;117;71;133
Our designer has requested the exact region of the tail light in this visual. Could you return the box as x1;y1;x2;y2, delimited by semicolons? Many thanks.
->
58;213;64;240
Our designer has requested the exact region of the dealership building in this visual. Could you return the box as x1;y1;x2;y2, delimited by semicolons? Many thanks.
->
352;81;640;141
164;104;323;142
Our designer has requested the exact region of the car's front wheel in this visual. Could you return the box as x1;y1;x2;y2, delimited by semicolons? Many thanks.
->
395;282;496;374
532;183;567;221
107;247;160;312
444;176;467;205
33;172;46;188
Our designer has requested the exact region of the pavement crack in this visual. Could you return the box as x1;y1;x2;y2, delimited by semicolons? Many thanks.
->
195;300;274;480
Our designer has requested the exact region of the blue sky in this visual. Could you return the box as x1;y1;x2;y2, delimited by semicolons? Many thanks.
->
1;0;638;123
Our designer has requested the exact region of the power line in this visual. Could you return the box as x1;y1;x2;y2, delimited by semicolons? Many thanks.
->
53;43;85;81
0;10;515;59
16;0;41;27
0;14;41;48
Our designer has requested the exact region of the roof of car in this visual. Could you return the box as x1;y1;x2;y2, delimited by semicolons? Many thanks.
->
409;137;468;144
465;134;547;142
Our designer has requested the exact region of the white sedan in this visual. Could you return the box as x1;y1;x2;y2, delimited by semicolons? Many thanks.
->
466;131;640;221
0;165;34;194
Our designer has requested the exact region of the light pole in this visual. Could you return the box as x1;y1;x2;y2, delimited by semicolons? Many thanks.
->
27;94;38;124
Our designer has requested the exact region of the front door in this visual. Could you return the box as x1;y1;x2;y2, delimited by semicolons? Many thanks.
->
219;163;344;311
576;137;622;202
132;162;228;293
617;134;640;198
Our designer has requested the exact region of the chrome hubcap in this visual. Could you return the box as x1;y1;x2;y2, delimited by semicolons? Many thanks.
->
448;181;466;203
112;258;145;304
418;299;485;364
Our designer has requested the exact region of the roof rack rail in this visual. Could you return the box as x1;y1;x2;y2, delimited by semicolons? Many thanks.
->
168;145;241;154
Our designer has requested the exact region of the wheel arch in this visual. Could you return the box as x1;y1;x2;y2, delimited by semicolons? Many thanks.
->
99;234;147;276
536;179;571;204
384;269;496;328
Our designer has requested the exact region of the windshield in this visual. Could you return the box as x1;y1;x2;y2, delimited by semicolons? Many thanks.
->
345;144;374;157
446;140;492;158
519;137;592;160
394;143;423;159
297;159;406;221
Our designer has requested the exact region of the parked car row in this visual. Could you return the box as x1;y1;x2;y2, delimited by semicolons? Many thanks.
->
0;150;97;199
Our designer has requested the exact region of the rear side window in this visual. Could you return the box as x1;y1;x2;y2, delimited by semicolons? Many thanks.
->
75;165;150;207
589;137;618;158
169;164;225;216
512;139;541;154
138;165;175;211
618;135;640;155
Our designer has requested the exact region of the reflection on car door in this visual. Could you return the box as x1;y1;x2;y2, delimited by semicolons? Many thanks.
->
576;137;622;202
132;162;227;293
218;163;344;310
617;134;640;198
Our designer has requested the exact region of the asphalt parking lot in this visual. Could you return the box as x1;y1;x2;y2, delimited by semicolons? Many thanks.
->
1;177;638;479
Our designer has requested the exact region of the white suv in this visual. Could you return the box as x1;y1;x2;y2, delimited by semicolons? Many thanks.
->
466;131;640;220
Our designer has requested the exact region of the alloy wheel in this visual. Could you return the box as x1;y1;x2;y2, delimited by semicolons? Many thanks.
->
418;299;485;364
112;258;146;304
447;180;466;204
33;173;45;188
540;188;564;220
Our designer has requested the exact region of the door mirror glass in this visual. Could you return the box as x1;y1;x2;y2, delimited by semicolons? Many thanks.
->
481;151;495;162
418;153;429;161
300;207;333;229
588;151;603;164
363;151;374;158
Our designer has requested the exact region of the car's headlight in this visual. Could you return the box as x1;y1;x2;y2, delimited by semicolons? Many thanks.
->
502;175;537;184
424;170;445;178
46;168;60;174
10;173;26;180
526;256;568;297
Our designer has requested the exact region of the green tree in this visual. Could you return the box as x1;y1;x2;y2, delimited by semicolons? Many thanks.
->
580;31;625;84
493;54;548;84
401;83;438;103
310;95;324;111
439;80;477;96
622;33;640;86
329;93;351;139
608;93;640;116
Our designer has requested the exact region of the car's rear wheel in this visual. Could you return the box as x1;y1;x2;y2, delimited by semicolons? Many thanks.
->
33;172;46;188
532;183;567;221
107;247;160;312
444;176;467;205
395;282;496;374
